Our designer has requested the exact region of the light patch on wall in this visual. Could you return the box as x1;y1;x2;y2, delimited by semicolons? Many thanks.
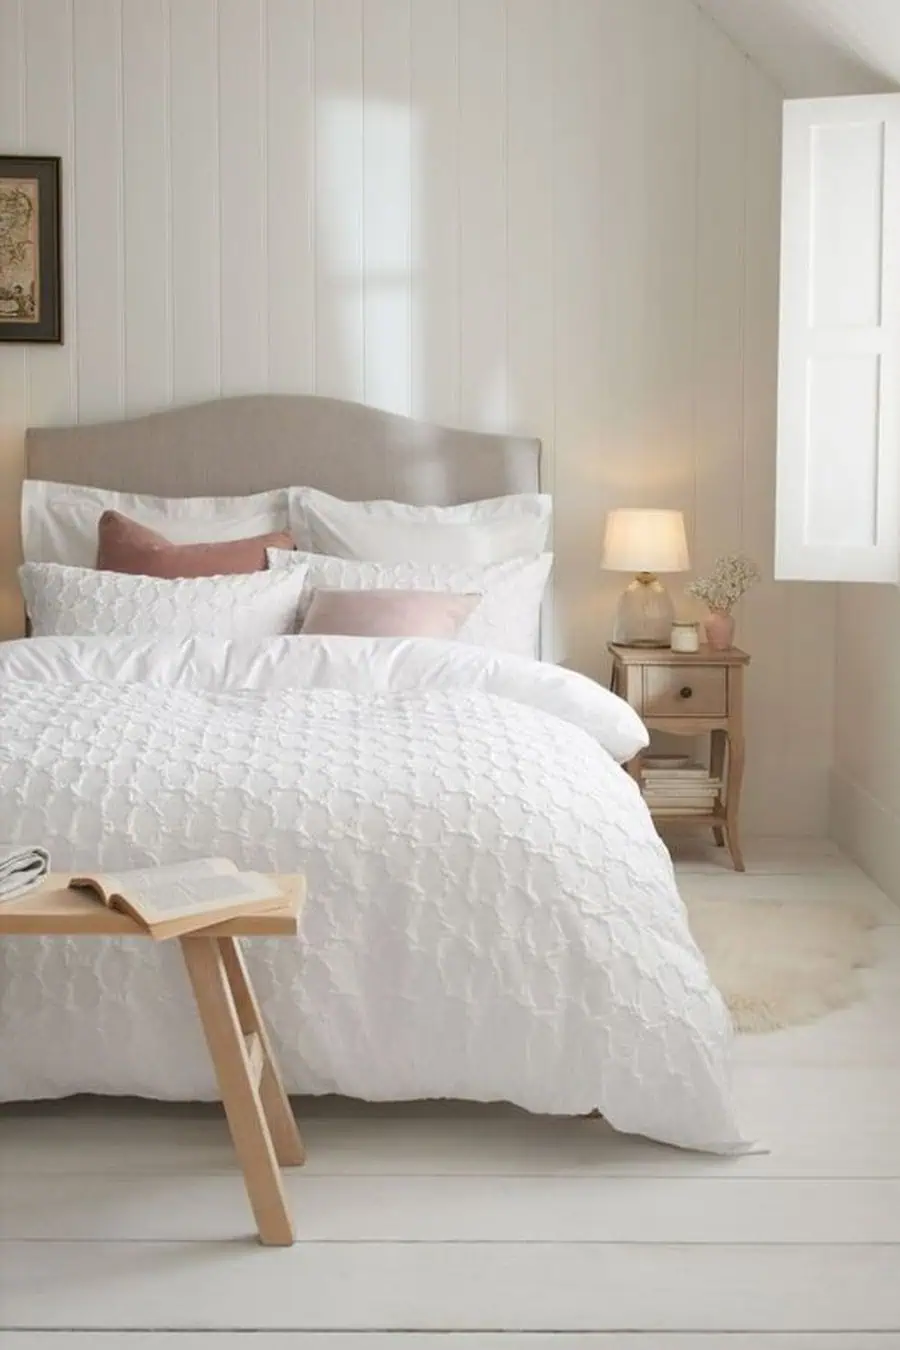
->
319;96;416;419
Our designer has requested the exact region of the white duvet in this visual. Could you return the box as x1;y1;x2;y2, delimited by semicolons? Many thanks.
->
0;635;746;1153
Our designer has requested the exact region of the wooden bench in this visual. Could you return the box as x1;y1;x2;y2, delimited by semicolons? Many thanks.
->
0;874;307;1246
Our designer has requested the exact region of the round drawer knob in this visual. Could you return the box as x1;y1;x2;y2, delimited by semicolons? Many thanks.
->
679;686;693;699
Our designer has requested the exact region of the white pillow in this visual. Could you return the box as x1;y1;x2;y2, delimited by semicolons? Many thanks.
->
19;561;308;642
289;487;551;564
21;481;291;569
268;549;553;659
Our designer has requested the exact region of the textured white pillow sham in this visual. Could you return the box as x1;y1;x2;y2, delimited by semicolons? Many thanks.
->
289;487;552;564
19;561;308;642
21;481;292;569
268;549;552;659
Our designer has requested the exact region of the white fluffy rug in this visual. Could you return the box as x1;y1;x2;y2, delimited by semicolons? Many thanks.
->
686;895;878;1033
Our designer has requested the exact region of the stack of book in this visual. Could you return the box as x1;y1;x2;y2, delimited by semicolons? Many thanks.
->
642;758;721;816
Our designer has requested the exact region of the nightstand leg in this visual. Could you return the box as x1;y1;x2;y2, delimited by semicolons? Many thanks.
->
724;731;746;872
710;730;727;848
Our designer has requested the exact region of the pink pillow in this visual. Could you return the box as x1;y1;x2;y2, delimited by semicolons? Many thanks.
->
300;588;480;638
96;510;294;578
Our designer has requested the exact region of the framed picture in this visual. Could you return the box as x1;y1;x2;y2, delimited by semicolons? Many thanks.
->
0;155;62;343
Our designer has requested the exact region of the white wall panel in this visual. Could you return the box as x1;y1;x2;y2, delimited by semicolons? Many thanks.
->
409;0;459;428
168;0;220;403
362;0;411;416
218;0;267;394
72;0;124;420
0;0;27;636
266;0;315;393
506;0;553;449
121;0;170;414
0;0;836;835
694;15;746;574
314;0;364;401
22;0;77;426
459;0;507;431
551;0;606;666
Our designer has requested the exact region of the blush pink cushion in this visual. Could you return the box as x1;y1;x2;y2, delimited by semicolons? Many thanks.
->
299;588;480;638
96;510;294;578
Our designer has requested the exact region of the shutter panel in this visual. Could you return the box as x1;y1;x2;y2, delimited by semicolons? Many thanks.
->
776;94;900;583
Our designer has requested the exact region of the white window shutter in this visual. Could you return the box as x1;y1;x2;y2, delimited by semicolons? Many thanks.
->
776;94;900;583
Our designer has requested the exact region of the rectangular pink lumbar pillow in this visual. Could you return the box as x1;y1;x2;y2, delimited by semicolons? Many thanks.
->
96;510;295;578
300;587;480;638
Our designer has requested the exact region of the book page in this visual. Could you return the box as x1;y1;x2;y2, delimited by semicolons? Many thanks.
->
98;860;284;922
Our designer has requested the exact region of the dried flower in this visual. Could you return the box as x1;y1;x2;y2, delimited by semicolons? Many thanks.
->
687;554;760;614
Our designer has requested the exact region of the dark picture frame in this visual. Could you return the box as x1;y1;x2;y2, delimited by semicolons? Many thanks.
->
0;155;62;343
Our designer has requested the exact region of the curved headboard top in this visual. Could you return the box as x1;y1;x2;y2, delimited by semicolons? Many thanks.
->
25;394;541;504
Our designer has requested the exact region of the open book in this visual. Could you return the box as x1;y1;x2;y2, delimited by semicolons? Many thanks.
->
69;858;288;940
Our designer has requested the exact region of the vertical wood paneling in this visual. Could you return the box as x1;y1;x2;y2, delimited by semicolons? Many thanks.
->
694;15;746;574
637;0;698;542
168;0;220;403
0;0;27;635
266;0;315;393
740;66;791;833
121;0;170;414
409;0;459;427
507;0;555;653
362;0;411;416
314;0;364;401
72;0;124;420
22;0;76;427
552;0;606;671
506;0;553;447
459;0;507;431
218;0;267;394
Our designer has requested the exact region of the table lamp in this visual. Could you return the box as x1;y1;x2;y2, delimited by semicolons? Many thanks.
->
602;508;690;647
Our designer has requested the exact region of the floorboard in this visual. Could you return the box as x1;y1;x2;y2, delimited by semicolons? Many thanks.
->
3;1174;896;1243
4;1239;899;1331
5;1336;900;1348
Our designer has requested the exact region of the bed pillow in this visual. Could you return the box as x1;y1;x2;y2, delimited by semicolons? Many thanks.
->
21;481;291;569
96;510;294;578
19;561;308;642
299;588;479;638
269;549;552;658
289;487;552;564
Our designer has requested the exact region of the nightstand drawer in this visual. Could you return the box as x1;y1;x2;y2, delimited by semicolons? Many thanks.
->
642;665;727;717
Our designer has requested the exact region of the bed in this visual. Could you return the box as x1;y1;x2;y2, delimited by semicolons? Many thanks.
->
0;394;745;1154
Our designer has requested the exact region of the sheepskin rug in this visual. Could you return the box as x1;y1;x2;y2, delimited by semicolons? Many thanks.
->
686;895;878;1033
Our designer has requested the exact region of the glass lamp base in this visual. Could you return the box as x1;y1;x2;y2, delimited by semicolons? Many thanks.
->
613;574;674;647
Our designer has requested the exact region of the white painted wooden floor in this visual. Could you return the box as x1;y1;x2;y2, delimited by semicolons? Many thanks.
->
2;837;900;1348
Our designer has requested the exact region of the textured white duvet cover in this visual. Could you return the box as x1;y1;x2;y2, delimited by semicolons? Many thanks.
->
0;636;745;1152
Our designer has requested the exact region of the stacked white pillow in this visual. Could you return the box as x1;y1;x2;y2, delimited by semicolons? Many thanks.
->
290;487;552;564
268;549;552;660
19;561;308;642
21;481;290;569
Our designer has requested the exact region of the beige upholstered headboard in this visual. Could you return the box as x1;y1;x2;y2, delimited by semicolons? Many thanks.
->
25;394;541;503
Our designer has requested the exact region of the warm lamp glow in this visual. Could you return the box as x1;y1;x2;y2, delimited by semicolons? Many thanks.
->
602;508;690;575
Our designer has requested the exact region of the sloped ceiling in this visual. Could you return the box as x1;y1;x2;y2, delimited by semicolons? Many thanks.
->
695;0;900;96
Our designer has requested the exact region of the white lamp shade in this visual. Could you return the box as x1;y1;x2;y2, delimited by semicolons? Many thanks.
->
602;508;690;574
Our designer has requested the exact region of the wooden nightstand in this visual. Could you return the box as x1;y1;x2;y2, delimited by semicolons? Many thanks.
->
608;642;750;872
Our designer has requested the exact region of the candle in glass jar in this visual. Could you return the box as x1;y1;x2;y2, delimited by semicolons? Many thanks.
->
670;621;700;653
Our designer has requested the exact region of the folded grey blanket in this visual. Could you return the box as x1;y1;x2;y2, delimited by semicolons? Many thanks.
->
0;844;50;900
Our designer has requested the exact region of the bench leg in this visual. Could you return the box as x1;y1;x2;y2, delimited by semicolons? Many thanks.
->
217;936;306;1166
181;935;294;1245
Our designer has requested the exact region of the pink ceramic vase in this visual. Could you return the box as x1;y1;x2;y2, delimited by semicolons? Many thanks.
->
704;609;735;651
